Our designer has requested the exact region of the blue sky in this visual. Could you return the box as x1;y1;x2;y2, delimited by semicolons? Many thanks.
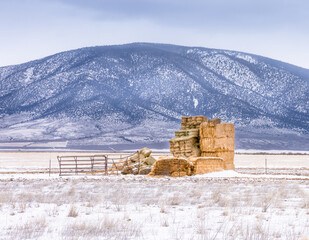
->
0;0;308;68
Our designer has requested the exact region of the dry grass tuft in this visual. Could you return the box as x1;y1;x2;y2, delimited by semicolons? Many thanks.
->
68;204;78;217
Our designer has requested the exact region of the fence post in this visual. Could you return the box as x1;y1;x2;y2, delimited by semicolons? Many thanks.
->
179;158;180;177
138;151;140;174
91;156;94;174
49;158;51;177
105;155;108;176
74;157;77;175
119;154;122;176
57;156;61;176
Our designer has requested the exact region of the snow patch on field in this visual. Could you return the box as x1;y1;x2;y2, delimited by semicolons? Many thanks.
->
193;170;309;180
236;149;309;154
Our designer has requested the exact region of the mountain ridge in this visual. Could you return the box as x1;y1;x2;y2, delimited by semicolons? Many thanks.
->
0;43;308;150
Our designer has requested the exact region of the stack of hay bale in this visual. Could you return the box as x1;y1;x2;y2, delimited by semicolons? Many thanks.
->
169;116;207;158
120;116;235;178
199;119;235;170
155;116;236;177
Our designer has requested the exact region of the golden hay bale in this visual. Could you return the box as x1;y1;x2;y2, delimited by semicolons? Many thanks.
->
143;156;156;165
171;171;187;177
128;148;152;163
223;163;235;170
121;165;134;175
119;148;156;175
199;138;215;152
199;122;215;138
190;157;224;175
196;116;208;123
201;150;234;160
214;137;235;151
181;116;189;123
181;116;207;130
208;118;221;125
200;121;234;139
127;153;139;163
139;166;152;175
175;129;199;138
169;136;201;158
148;157;193;177
200;137;235;152
139;147;152;158
201;151;235;170
219;151;235;164
214;123;235;138
181;117;189;130
169;136;197;144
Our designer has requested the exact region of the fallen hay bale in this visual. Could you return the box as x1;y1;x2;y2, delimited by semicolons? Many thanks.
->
120;147;156;175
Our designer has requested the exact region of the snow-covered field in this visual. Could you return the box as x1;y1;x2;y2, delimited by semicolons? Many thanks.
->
0;152;309;239
1;174;309;239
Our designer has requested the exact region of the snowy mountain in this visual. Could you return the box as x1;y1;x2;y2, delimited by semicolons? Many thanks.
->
0;43;308;150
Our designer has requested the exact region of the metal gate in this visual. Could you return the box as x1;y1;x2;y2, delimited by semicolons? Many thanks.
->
57;155;118;176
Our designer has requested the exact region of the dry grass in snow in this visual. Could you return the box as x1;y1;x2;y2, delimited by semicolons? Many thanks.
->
0;175;309;239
